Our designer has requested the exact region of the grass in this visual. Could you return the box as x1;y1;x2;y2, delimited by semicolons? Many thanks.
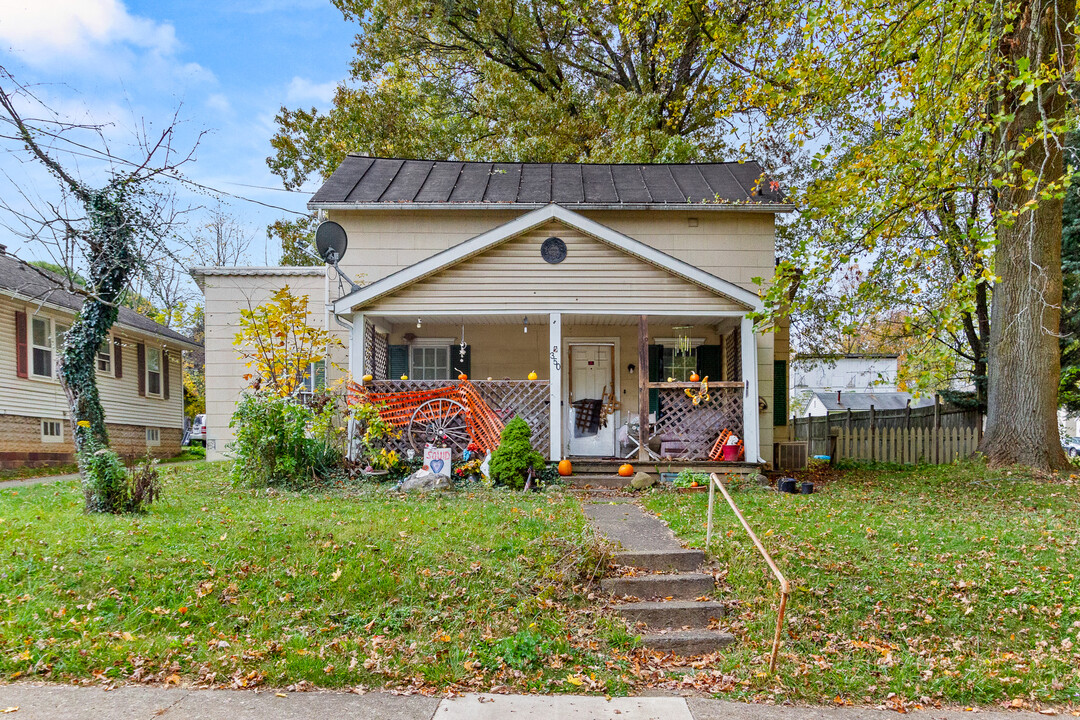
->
643;462;1080;708
0;462;634;693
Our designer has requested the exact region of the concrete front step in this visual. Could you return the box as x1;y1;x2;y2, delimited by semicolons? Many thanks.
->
640;629;737;655
618;600;725;628
568;474;632;489
613;548;704;572
600;573;715;599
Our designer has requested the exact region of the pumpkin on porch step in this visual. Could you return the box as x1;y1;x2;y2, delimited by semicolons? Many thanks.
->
618;463;634;477
689;372;701;382
527;371;538;381
362;374;373;382
557;459;573;476
458;373;468;380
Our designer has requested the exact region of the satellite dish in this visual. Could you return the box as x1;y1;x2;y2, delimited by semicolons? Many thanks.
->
315;221;348;264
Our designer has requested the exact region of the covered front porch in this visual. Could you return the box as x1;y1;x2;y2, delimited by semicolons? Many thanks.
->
348;311;760;464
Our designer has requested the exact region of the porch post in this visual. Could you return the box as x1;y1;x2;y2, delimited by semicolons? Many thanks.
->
549;313;562;461
740;315;760;463
638;315;649;462
348;312;365;461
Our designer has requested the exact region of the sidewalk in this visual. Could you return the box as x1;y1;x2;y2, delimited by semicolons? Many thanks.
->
0;684;1058;720
0;460;204;488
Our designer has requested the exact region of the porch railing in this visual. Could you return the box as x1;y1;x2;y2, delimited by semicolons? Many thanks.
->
363;379;550;456
647;382;744;461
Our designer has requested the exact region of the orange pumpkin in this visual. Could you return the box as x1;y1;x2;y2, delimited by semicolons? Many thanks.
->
618;463;634;477
689;372;701;382
458;373;468;380
557;459;573;476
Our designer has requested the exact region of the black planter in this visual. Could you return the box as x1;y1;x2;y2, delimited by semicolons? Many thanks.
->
800;481;814;494
778;478;797;494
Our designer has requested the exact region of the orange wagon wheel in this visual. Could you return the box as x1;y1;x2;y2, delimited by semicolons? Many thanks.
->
408;398;471;453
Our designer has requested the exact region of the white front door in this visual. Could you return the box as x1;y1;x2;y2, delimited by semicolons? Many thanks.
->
567;344;616;456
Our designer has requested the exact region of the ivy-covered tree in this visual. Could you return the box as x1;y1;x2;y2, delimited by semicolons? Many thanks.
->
0;68;196;511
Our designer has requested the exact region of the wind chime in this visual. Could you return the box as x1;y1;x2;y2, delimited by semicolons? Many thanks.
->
459;321;467;363
672;325;693;356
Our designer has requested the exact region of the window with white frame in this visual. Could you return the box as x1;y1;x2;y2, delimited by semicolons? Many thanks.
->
41;419;64;443
146;427;160;445
97;337;113;375
301;360;326;394
410;345;450;380
657;338;705;382
146;346;162;396
31;317;53;378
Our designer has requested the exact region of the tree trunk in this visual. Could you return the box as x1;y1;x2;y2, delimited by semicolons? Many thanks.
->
981;0;1073;471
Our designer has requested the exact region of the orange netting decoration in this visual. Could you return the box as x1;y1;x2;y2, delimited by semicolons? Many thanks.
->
709;428;745;462
346;380;504;452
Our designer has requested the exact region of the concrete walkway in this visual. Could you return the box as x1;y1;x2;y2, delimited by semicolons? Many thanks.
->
0;685;1060;720
1;460;204;488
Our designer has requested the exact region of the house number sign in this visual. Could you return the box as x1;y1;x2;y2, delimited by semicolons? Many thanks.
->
550;345;561;370
541;236;567;264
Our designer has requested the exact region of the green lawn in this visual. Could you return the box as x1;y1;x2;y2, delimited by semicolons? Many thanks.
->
644;463;1080;708
0;463;633;693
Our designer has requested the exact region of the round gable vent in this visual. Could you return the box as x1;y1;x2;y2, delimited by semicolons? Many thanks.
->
541;236;567;264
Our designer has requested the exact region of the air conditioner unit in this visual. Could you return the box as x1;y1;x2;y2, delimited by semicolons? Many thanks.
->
774;442;808;471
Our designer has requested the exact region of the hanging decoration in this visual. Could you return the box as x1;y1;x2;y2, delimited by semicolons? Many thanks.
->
672;325;693;356
523;316;529;334
460;321;467;362
416;317;422;329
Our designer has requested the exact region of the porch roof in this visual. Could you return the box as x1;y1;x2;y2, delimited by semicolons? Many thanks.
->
332;204;764;315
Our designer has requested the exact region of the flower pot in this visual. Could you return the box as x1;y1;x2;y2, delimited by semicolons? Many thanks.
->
778;478;797;494
800;481;814;494
721;444;741;462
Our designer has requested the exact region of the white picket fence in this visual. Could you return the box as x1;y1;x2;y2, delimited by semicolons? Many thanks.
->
835;425;980;464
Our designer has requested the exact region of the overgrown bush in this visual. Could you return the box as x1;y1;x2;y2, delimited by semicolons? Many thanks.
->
488;417;545;490
229;390;344;489
80;440;161;514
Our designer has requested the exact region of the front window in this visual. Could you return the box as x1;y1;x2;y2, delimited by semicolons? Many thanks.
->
31;317;53;378
410;346;450;380
147;347;162;396
662;346;698;382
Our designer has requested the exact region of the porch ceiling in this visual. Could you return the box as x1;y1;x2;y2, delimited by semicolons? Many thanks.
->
364;312;745;328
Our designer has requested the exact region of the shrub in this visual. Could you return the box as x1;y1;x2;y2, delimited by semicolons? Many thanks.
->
229;390;344;489
80;441;161;514
488;417;545;490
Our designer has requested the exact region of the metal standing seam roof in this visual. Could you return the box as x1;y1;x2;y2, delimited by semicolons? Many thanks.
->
309;157;788;209
0;253;200;349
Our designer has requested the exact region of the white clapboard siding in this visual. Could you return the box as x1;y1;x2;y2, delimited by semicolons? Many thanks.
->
367;220;746;314
0;297;185;428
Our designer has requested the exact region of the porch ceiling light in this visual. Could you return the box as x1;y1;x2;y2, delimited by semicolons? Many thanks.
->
416;317;422;329
523;316;529;333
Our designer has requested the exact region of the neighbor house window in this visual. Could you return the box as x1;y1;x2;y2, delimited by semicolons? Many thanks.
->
41;419;64;442
97;337;113;375
146;427;160;445
301;360;326;393
410;345;450;380
31;317;58;378
146;346;162;396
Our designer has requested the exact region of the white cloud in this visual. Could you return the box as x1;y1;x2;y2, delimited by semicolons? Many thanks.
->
285;76;337;106
0;0;180;66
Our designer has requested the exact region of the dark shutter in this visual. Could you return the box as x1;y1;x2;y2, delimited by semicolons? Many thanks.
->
696;345;723;382
14;310;28;378
648;344;664;415
314;360;327;389
163;349;171;400
388;345;409;379
136;343;146;396
773;359;788;426
454;344;471;378
113;337;123;379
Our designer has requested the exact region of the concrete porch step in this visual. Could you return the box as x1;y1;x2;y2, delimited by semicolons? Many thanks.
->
640;629;737;655
568;474;632;489
600;572;715;600
613;548;704;572
618;600;725;628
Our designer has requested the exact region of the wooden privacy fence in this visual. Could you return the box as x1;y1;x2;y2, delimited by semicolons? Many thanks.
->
792;399;983;464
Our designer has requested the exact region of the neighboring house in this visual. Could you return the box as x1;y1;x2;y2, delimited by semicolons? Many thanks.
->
0;249;200;468
804;390;935;417
198;158;794;466
790;353;900;416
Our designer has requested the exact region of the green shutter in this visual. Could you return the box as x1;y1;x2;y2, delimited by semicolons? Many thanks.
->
388;345;409;379
453;345;471;379
648;344;664;415
696;345;723;381
773;359;788;426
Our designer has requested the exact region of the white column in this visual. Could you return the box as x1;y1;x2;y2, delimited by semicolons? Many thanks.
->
347;313;365;461
740;314;760;463
549;313;562;461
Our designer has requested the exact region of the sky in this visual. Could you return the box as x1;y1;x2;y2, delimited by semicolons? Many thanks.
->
0;0;357;266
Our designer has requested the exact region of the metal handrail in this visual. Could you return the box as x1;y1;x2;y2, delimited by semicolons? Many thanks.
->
706;472;790;674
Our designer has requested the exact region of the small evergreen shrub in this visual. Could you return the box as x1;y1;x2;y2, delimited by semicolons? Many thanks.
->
80;441;161;514
488;417;545;490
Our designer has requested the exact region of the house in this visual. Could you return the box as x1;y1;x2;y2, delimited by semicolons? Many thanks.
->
0;249;200;468
803;390;935;417
198;158;794;466
790;353;900;416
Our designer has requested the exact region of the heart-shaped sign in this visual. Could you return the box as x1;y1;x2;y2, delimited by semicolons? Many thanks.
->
429;458;445;476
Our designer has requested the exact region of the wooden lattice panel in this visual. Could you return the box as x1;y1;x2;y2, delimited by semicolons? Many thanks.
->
648;387;743;461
